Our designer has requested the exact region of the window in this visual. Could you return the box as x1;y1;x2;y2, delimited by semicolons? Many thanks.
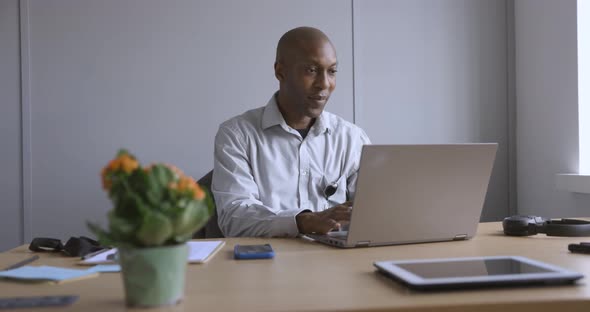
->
556;0;590;193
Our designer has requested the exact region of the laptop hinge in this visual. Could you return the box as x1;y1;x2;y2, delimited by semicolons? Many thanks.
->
355;241;371;247
453;234;468;241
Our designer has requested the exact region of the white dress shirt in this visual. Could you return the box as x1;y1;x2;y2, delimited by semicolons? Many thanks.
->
212;93;371;237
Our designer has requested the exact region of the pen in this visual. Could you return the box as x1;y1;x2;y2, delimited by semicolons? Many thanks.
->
3;255;40;271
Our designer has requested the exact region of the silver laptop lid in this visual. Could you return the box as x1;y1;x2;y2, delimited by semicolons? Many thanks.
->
347;144;497;247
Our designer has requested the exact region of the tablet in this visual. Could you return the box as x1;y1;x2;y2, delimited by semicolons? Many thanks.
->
374;256;583;291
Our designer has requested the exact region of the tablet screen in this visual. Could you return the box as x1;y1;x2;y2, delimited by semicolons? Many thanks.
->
397;258;553;279
374;256;583;290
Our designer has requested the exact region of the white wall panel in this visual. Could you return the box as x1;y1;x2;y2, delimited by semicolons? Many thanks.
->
354;0;510;220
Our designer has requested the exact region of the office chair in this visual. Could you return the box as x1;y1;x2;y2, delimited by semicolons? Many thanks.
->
193;170;224;238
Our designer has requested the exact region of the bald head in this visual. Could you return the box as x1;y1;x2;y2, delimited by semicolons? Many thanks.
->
273;27;338;130
275;27;335;65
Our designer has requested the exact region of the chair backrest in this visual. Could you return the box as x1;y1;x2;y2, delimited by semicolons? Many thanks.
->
193;170;224;238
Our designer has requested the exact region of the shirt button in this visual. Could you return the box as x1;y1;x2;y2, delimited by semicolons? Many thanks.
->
301;171;307;176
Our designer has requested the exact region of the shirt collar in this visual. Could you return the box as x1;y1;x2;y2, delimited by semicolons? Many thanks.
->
312;111;331;136
261;92;332;136
261;93;287;130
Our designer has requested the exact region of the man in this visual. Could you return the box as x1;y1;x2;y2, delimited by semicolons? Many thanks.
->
212;27;370;237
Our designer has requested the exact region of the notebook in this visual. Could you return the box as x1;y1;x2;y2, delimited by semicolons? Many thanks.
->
305;143;498;248
0;266;98;284
79;241;225;265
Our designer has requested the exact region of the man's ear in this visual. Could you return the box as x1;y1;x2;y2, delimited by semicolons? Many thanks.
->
274;61;284;82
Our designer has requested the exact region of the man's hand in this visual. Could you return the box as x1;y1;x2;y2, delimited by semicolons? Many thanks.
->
296;201;353;234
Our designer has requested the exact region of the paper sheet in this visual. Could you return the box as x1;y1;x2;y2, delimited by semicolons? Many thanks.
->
79;241;225;265
86;264;121;273
80;249;118;264
187;241;225;263
0;265;98;283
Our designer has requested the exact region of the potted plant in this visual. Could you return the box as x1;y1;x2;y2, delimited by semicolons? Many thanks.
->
88;149;214;307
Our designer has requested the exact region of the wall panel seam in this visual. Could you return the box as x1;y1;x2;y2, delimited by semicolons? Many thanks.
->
506;0;518;216
351;0;357;125
19;0;32;243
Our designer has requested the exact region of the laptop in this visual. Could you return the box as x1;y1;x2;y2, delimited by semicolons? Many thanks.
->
305;143;498;248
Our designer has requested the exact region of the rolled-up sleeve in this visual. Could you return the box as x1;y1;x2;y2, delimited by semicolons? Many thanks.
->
211;125;306;237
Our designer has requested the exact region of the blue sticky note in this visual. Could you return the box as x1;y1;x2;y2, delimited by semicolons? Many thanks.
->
0;265;97;282
86;264;121;273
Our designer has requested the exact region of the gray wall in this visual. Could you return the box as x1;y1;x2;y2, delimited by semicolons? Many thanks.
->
354;0;511;221
1;0;513;249
0;0;23;252
25;0;353;241
515;0;590;217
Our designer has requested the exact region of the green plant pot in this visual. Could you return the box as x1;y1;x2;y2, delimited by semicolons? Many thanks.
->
118;243;188;308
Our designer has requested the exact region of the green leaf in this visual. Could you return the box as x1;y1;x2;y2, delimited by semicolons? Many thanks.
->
128;168;147;190
171;200;211;241
114;191;149;219
170;232;194;244
150;165;174;189
145;191;158;207
129;168;164;209
158;201;172;214
202;186;215;216
136;211;173;247
116;149;131;157
107;210;137;243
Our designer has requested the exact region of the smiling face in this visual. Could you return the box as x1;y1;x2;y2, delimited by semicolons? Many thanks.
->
275;29;338;129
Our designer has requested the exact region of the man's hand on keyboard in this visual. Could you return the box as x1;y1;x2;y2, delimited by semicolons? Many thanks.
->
296;201;352;234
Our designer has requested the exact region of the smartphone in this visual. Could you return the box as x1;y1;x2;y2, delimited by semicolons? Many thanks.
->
568;243;590;254
234;244;274;260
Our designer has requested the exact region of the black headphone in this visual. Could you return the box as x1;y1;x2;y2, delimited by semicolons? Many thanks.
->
502;215;590;237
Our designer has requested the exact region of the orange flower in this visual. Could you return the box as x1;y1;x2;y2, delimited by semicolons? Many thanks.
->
102;154;138;175
100;153;139;191
193;183;205;200
177;176;193;190
169;176;205;200
165;164;184;178
118;154;139;173
101;159;120;190
105;158;120;172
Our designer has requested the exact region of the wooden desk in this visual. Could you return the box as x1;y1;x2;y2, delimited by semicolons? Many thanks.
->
1;222;590;312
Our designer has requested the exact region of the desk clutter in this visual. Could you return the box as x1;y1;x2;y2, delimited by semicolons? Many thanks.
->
2;222;589;311
0;241;224;285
